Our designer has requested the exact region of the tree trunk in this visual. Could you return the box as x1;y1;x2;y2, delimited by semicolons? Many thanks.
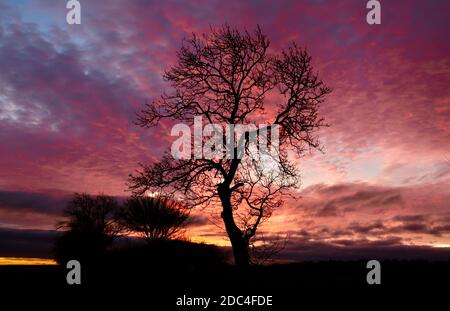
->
230;234;250;267
218;183;250;266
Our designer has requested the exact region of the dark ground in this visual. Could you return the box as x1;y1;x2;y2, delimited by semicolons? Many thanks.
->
1;260;449;309
0;241;448;308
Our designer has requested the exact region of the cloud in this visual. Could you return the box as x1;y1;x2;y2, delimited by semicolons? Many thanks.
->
185;214;210;228
388;215;450;237
298;181;450;218
256;181;450;251
0;190;68;215
299;182;407;217
0;0;449;258
0;17;161;194
0;228;59;258
277;238;450;261
3;226;450;262
0;190;70;230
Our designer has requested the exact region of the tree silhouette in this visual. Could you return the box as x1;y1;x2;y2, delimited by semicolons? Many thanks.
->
117;196;188;243
129;25;330;266
54;193;119;264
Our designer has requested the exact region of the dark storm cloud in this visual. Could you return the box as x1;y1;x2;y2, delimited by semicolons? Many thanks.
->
0;227;59;258
0;190;68;215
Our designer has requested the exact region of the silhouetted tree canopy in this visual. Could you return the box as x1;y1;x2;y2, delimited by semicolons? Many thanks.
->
129;25;331;266
54;193;119;264
116;196;188;243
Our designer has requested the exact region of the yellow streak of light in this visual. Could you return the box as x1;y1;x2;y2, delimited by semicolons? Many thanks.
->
0;257;57;265
190;236;231;247
432;243;450;248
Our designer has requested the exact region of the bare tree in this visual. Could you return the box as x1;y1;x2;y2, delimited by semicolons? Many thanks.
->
117;196;188;243
129;25;331;266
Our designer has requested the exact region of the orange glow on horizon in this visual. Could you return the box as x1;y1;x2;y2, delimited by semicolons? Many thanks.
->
432;243;450;248
190;236;231;247
0;257;57;265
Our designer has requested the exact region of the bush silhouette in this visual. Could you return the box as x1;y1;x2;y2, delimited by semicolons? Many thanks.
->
107;239;227;269
116;196;188;244
54;193;119;264
54;194;227;274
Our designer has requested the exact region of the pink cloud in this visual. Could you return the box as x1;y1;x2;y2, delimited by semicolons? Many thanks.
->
0;0;449;257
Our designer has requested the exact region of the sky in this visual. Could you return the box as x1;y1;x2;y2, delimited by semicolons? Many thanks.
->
0;0;449;260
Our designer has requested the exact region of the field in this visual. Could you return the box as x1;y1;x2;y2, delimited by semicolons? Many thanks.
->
1;258;448;308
